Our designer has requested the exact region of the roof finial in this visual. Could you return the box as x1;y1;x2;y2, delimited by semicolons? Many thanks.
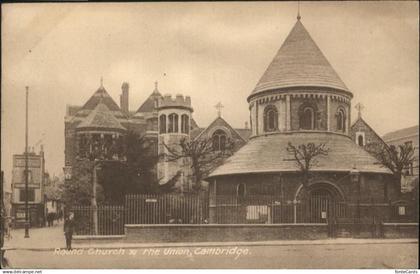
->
100;76;104;87
297;1;301;21
215;102;224;118
355;103;365;118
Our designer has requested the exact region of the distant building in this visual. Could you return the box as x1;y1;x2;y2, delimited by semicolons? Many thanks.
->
383;125;419;176
64;82;250;192
206;16;397;224
1;171;12;218
11;146;46;227
383;125;419;192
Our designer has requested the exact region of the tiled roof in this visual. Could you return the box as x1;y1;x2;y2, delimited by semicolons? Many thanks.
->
193;117;247;143
250;20;349;98
136;89;162;113
382;125;419;142
77;102;126;132
208;132;391;178
234;128;252;141
190;128;205;140
81;86;122;112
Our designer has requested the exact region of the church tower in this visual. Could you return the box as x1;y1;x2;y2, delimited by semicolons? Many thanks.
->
157;93;193;192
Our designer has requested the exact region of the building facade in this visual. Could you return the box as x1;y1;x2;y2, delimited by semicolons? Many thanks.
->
383;125;419;193
64;82;250;192
206;17;398;224
11;147;46;227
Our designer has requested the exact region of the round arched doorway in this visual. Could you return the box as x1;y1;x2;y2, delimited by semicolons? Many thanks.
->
295;181;345;223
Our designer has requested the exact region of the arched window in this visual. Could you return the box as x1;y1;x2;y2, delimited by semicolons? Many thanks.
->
237;183;246;198
181;114;189;134
159;115;166;134
264;105;278;132
300;107;315;130
168;113;179;133
358;135;364;146
336;108;346;132
212;129;227;151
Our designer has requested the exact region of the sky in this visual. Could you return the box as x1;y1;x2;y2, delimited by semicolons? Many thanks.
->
1;2;419;189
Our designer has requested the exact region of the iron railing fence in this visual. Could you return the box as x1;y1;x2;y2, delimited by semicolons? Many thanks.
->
71;194;418;235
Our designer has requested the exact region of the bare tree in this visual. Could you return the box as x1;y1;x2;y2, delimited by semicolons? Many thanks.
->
286;142;329;191
368;142;415;192
162;137;234;192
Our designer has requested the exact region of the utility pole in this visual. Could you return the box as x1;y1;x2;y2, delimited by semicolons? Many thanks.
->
24;86;30;238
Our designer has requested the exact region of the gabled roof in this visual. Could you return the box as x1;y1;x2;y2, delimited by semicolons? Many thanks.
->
250;19;350;99
77;102;126;132
136;86;162;113
208;132;391;178
382;125;419;142
80;86;121;112
351;116;387;147
194;116;247;143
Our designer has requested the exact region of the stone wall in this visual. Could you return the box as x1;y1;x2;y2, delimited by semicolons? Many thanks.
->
212;172;397;203
382;223;419;238
124;224;328;243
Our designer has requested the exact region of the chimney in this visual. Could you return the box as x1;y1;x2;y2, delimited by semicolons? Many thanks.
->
245;121;249;129
120;82;129;114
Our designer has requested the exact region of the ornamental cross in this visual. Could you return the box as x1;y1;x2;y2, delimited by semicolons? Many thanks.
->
215;102;224;118
355;103;364;118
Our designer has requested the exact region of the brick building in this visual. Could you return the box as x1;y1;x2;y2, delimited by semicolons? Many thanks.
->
11;146;46;227
64;82;250;192
206;17;398;223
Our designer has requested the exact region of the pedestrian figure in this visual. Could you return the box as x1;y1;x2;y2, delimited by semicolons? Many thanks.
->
64;212;74;250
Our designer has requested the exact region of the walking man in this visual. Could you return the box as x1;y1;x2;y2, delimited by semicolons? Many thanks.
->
63;212;74;250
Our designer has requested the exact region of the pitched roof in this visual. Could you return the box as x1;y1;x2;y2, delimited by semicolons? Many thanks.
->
194;116;247;142
351;116;387;147
250;20;350;98
81;86;121;112
382;125;419;142
136;87;162;113
234;128;252;142
208;132;391;178
77;102;126;132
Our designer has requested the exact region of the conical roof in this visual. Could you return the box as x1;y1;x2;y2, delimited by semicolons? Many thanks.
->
77;102;126;132
250;20;350;99
81;86;121;111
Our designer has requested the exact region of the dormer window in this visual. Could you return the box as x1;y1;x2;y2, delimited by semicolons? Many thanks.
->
264;105;278;132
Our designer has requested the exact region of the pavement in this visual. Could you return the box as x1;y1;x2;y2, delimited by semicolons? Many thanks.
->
3;222;418;251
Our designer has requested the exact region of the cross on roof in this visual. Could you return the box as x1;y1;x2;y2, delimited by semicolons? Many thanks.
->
215;102;224;118
355;103;365;118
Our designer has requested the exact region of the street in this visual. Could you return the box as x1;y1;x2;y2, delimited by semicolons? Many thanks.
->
4;242;418;269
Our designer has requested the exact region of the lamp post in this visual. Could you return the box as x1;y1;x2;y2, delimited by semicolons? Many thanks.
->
24;86;30;238
92;159;99;235
350;167;361;235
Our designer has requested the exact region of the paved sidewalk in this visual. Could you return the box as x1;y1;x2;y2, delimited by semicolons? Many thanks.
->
3;224;417;251
4;221;66;250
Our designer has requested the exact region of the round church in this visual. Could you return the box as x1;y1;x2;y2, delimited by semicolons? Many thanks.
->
206;17;397;224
